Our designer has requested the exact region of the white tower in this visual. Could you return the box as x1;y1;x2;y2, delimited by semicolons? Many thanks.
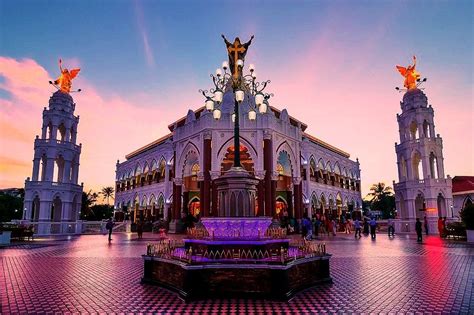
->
23;91;83;235
394;88;453;234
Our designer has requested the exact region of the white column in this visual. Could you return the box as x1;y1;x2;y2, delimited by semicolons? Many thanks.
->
32;158;40;181
45;158;55;181
63;160;72;183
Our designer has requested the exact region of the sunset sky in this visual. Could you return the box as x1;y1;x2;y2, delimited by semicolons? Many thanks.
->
0;0;472;198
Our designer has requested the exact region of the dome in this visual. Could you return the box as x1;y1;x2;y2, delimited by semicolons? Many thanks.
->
401;88;428;111
49;91;75;113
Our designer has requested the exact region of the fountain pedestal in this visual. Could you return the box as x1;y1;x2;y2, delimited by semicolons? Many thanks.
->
214;167;259;217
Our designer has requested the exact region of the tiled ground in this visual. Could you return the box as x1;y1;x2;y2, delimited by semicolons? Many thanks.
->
1;232;473;314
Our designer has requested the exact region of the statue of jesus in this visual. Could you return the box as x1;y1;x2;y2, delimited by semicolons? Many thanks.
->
222;34;254;79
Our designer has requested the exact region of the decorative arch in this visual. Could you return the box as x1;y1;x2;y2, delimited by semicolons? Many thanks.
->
178;142;201;178
411;150;423;180
150;159;158;171
317;158;325;170
216;136;258;168
134;163;142;176
275;141;297;177
141;195;148;206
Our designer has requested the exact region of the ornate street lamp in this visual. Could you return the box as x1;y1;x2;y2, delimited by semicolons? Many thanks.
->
199;60;273;168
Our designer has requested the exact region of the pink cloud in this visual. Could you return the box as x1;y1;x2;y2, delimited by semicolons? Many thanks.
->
253;21;473;195
0;56;194;199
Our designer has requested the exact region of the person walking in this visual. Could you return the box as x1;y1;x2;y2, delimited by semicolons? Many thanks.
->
314;217;320;237
437;217;444;237
136;219;144;240
369;217;377;239
354;218;361;238
387;218;395;237
332;218;337;236
424;216;429;235
363;218;369;236
106;218;114;241
416;218;423;242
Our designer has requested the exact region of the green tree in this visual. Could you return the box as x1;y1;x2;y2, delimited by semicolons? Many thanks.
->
366;183;396;219
101;186;115;205
0;190;24;222
80;190;99;220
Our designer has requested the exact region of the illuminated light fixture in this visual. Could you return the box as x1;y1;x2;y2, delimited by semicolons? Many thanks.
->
259;100;268;113
236;59;244;68
255;92;264;105
235;89;245;103
205;98;214;111
248;64;255;72
222;61;229;70
213;89;223;103
248;110;256;121
231;113;236;123
213;109;221;120
215;68;222;77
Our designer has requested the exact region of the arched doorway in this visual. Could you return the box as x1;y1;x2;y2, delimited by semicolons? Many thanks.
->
275;196;288;218
182;150;200;217
31;195;40;221
311;194;320;216
276;151;293;217
415;193;425;219
320;194;327;216
188;197;201;216
336;193;343;217
437;193;446;218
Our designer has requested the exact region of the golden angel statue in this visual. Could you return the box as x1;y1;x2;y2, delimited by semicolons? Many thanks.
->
50;59;80;93
396;55;420;90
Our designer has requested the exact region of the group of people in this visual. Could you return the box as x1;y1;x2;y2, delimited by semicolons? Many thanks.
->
415;216;448;242
297;215;393;241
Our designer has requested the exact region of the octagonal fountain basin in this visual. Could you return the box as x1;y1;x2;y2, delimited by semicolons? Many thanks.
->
201;217;272;239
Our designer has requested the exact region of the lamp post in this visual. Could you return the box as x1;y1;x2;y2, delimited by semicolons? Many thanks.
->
199;60;273;168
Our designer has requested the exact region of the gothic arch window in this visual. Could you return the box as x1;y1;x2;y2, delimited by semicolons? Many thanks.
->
400;157;408;180
53;155;65;183
58;123;66;142
423;120;431;138
412;151;424;180
47;122;53;139
429;152;438;179
39;154;47;181
309;158;316;181
409;121;419;140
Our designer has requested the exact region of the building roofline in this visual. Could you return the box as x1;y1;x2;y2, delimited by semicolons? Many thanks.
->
303;132;350;158
125;133;173;160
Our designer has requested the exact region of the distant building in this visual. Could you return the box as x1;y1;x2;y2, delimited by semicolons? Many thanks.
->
23;91;83;235
452;176;474;217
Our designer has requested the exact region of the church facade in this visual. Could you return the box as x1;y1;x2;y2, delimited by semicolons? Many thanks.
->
114;90;362;227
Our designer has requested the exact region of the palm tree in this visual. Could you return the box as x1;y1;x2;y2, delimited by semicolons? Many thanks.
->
367;182;393;203
81;190;100;218
367;183;395;219
101;186;115;205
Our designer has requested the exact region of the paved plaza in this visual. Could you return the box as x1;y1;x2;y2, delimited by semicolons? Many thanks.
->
1;232;473;314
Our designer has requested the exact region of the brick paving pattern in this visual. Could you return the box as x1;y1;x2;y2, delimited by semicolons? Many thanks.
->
1;233;473;314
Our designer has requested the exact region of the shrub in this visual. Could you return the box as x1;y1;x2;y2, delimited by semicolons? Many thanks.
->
460;203;474;230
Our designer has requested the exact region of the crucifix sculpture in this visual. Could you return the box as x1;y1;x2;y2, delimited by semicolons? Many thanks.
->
222;34;254;80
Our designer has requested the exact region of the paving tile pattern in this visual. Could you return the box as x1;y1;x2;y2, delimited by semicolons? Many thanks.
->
1;234;473;314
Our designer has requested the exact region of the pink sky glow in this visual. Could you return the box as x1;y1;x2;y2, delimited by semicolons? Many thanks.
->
0;50;472;199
